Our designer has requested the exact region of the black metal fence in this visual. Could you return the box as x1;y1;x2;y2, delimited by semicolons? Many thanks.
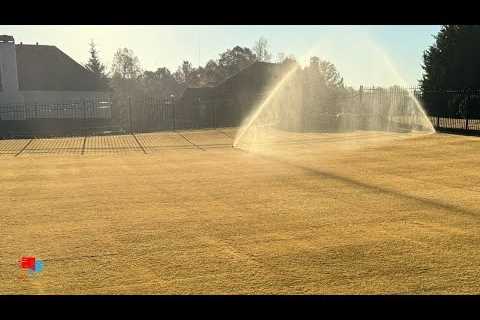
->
126;95;241;133
0;95;239;138
384;87;480;134
301;86;480;134
127;96;175;132
0;98;112;121
3;87;480;138
0;97;114;138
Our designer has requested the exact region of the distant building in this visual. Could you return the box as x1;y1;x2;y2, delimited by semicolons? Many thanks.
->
176;61;291;128
0;35;109;106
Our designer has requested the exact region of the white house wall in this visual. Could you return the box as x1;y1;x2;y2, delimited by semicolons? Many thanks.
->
19;90;110;104
0;91;112;120
0;91;109;105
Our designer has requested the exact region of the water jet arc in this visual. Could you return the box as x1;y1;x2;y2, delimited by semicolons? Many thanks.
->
233;65;300;148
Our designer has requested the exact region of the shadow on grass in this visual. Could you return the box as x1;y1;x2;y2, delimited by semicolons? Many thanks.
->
247;151;479;219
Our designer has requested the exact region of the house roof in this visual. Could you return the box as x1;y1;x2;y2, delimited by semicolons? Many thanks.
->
15;44;107;91
216;61;287;92
181;61;287;101
0;35;14;43
215;61;284;88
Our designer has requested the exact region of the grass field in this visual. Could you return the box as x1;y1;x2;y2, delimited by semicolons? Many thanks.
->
2;128;480;294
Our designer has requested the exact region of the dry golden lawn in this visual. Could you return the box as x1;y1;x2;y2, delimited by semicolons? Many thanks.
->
1;128;480;294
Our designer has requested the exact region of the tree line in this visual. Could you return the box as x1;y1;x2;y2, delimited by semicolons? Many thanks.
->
86;37;288;97
85;27;480;118
84;37;345;101
420;25;480;116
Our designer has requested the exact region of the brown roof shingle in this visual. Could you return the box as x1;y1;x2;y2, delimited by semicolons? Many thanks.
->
15;44;106;91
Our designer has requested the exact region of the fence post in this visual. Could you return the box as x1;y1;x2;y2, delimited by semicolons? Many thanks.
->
172;99;176;131
81;99;86;135
128;96;133;133
466;115;469;131
359;85;363;105
437;115;439;128
213;100;217;129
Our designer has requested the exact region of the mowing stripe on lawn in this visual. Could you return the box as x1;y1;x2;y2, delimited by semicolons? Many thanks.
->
131;133;148;154
217;129;234;140
81;136;87;155
15;139;33;157
177;132;205;151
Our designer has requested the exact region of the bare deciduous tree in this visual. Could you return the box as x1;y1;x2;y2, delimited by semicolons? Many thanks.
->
252;37;272;62
111;48;142;80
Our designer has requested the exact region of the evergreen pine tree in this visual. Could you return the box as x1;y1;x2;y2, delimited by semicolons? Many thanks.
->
85;40;108;89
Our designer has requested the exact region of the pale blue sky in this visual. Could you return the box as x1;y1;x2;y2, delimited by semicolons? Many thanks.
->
2;25;441;87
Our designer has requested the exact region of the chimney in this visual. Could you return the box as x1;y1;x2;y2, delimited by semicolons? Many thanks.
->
0;35;19;93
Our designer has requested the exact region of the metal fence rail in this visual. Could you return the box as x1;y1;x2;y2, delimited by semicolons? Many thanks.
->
3;87;480;138
127;96;239;133
429;116;480;133
128;96;175;132
0;98;112;121
358;86;480;134
0;97;115;138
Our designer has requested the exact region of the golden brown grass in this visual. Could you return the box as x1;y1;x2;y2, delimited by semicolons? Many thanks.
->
1;129;480;294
